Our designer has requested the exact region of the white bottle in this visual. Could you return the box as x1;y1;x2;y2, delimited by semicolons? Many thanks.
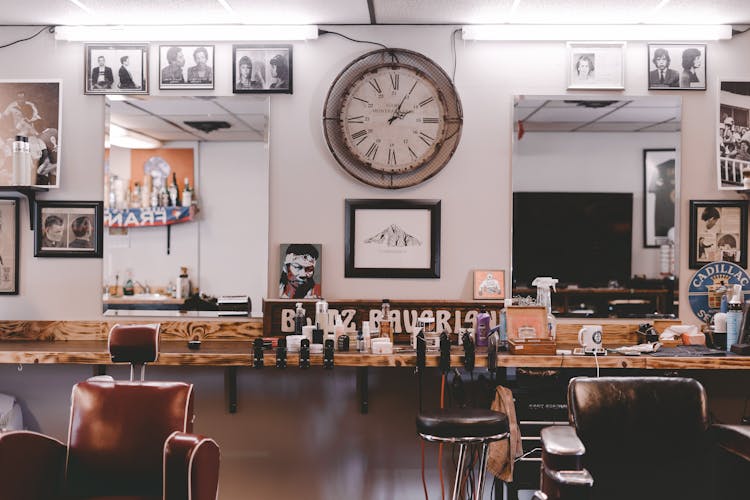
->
176;266;191;299
362;321;371;352
726;284;743;350
182;177;192;207
11;136;24;185
333;314;344;347
315;298;329;336
22;137;34;185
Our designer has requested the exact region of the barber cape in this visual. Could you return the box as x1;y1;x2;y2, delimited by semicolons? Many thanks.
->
0;393;23;431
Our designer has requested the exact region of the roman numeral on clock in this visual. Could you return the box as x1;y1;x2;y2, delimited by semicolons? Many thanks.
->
422;117;439;124
351;129;368;145
365;143;379;160
368;79;382;94
388;147;396;165
353;97;370;105
408;146;418;160
419;132;435;146
419;97;434;107
390;73;399;90
347;116;365;124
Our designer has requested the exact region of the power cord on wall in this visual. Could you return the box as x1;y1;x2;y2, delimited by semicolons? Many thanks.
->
0;25;54;49
318;29;388;49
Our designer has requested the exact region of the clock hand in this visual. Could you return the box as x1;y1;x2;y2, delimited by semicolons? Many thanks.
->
388;94;409;125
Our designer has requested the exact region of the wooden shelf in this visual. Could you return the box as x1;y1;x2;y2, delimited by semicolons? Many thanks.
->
104;206;195;228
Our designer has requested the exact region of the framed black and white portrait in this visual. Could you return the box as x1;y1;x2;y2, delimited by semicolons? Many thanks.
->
159;45;215;90
567;42;625;90
0;198;19;294
345;199;440;278
0;80;62;188
643;149;676;248
85;44;148;95
718;80;750;190
647;44;706;91
34;201;103;258
232;44;293;94
689;200;747;269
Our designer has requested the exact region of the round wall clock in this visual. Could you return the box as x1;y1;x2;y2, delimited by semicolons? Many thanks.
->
323;48;463;189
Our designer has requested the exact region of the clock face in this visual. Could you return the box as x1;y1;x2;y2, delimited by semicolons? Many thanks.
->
339;65;446;173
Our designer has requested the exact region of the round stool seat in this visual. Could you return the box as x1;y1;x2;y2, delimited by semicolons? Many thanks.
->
417;408;508;441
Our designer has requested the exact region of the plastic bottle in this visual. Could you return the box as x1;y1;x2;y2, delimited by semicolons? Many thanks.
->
315;298;328;335
11;135;24;185
333;315;344;347
176;266;191;299
22;137;34;185
532;277;559;340
294;302;306;336
476;307;490;346
500;298;512;345
362;321;371;352
182;177;192;207
726;284;743;350
380;299;392;342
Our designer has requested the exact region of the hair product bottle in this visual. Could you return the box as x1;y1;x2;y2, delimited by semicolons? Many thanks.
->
176;267;191;299
476;307;490;346
380;299;392;342
11;135;24;185
726;284;743;351
294;302;306;336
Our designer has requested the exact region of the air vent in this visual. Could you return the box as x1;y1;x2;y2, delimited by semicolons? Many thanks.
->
183;121;231;133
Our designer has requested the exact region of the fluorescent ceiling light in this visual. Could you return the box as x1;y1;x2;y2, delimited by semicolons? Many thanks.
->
54;24;318;42
66;0;93;15
109;123;162;149
462;24;732;41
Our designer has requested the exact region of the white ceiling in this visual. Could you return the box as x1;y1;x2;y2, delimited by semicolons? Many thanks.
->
1;0;750;26
108;96;269;142
514;96;682;132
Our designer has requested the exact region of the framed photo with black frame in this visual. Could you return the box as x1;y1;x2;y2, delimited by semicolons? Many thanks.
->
159;45;215;90
689;200;747;269
643;148;676;248
647;44;706;91
0;197;19;294
84;44;148;95
232;44;292;94
345;199;440;278
34;201;103;258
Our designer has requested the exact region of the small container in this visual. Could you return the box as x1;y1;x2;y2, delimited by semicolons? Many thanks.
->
337;335;350;352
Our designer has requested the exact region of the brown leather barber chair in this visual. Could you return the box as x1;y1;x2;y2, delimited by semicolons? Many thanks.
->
0;323;220;500
533;376;750;500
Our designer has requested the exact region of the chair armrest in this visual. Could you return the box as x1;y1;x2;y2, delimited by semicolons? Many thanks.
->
164;431;220;500
0;431;66;500
541;425;586;472
711;424;750;461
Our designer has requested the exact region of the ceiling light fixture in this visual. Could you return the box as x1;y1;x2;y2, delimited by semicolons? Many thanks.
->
462;24;732;41
54;24;319;42
109;123;162;149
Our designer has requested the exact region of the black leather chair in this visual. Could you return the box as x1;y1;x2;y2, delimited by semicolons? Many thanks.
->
0;324;220;500
534;376;750;500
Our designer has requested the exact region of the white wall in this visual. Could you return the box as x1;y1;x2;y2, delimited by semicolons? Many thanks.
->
514;131;680;277
0;25;747;499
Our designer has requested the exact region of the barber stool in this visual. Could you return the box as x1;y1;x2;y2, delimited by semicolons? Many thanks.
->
417;408;509;500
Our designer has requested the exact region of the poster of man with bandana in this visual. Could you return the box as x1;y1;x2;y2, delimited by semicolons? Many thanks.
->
279;243;322;299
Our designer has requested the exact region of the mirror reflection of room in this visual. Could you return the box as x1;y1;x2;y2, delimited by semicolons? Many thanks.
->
102;95;269;315
512;95;681;318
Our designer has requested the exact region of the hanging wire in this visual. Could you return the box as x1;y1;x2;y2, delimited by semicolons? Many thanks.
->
318;29;388;50
450;28;461;83
0;25;54;50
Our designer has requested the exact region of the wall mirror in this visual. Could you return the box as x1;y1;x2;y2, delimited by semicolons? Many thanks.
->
102;95;269;315
512;95;681;318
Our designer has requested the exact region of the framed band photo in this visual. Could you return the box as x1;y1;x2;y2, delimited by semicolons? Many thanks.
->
233;44;292;94
0;198;19;294
567;42;625;90
345;199;440;278
85;44;148;95
34;201;103;258
159;45;215;90
688;200;747;269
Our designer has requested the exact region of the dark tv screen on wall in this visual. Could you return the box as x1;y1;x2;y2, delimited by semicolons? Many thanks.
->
512;192;633;288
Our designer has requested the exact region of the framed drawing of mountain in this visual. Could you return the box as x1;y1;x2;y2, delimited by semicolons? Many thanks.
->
345;199;440;278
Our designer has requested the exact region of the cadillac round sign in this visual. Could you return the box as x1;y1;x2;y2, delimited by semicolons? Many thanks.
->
688;261;750;321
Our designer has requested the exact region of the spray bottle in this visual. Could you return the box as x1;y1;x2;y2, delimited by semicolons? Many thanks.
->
726;284;743;351
294;302;306;336
532;277;558;340
315;297;329;336
476;306;491;347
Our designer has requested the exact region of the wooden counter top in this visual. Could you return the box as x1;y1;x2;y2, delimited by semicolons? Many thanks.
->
0;340;748;370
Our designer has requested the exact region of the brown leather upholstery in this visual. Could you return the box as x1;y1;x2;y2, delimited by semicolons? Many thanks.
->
64;380;193;498
567;377;710;500
164;432;221;500
108;323;160;364
0;431;66;500
416;408;509;439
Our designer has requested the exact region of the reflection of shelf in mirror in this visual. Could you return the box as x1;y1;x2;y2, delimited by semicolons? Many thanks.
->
104;206;195;228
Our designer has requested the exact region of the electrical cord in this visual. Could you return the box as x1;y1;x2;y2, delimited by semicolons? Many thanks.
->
421;440;429;500
318;29;388;50
0;25;54;49
438;373;446;500
594;349;600;378
450;28;460;83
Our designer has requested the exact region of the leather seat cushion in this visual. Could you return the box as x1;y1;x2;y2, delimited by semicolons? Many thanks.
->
713;424;750;461
417;408;508;439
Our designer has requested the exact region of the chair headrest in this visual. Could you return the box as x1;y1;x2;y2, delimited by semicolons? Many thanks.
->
108;323;160;364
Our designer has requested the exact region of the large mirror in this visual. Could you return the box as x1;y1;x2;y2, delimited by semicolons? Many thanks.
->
102;95;269;316
512;95;681;318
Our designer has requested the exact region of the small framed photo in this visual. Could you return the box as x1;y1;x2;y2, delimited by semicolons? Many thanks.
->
159;45;215;90
643;149;676;248
648;44;706;90
34;201;103;258
233;44;293;94
279;243;322;299
85;44;148;95
345;199;440;278
567;42;625;90
506;306;549;341
0;198;19;294
0;80;62;187
689;200;747;269
473;269;505;300
718;80;750;190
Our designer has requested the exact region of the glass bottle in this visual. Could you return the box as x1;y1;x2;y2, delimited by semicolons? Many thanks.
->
380;299;392;342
